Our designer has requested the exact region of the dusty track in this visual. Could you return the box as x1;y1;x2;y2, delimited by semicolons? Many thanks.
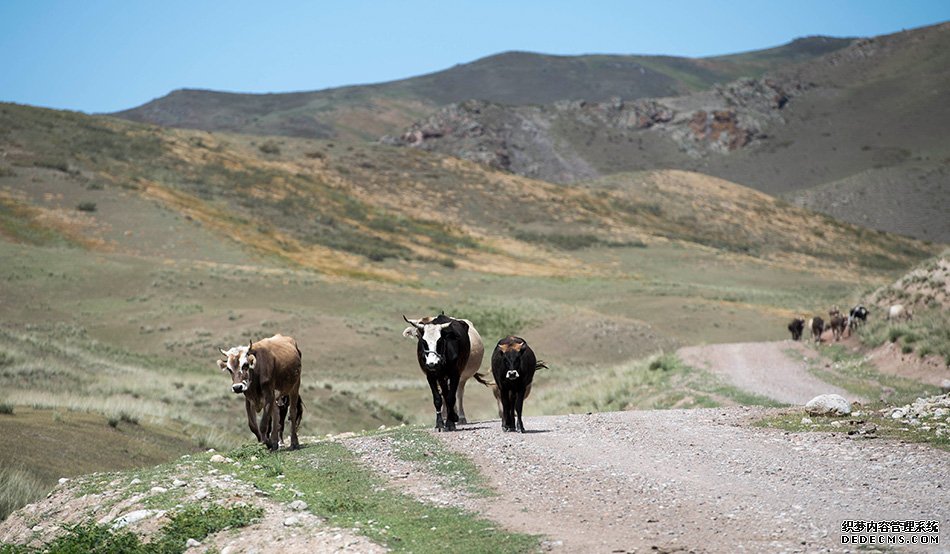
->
677;340;862;405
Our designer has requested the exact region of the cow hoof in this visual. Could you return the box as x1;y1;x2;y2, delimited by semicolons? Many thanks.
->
444;421;456;432
502;426;511;432
517;426;525;434
458;417;467;425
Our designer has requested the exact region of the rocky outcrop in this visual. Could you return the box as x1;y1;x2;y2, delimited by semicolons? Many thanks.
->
384;76;805;183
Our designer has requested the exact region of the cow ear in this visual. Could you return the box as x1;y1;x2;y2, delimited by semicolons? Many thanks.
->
247;353;257;369
217;359;227;371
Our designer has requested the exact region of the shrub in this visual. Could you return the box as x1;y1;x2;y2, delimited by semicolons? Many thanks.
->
76;202;97;212
0;403;13;415
258;141;281;155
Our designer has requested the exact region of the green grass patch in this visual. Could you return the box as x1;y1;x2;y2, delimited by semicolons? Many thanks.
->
513;229;645;250
805;345;938;406
384;425;494;497
857;308;950;365
227;442;538;553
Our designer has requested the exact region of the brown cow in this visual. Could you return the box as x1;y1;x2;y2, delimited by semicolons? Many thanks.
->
217;334;302;450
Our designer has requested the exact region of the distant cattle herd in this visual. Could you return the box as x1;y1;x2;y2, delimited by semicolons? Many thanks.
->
786;303;910;345
214;302;913;451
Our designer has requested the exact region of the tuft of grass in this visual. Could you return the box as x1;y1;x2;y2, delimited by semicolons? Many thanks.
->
0;466;49;521
0;403;13;415
76;202;97;213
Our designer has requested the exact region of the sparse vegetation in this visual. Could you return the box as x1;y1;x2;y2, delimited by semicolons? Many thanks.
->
539;353;785;413
385;425;494;496
804;345;938;406
76;201;97;212
28;503;263;554
228;442;538;553
0;467;48;521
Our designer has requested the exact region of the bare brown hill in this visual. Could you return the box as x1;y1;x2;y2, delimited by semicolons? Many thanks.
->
0;104;937;280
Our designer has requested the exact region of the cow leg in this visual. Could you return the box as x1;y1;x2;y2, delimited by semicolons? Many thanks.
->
455;378;468;425
288;393;300;450
278;395;289;447
442;375;459;431
264;397;280;451
426;374;445;431
515;389;527;433
245;399;263;442
500;389;513;432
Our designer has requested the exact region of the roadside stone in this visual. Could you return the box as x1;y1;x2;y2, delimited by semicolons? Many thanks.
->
185;538;201;548
210;454;227;464
283;516;300;527
288;500;308;511
940;379;950;393
111;509;165;529
149;486;167;494
804;394;851;416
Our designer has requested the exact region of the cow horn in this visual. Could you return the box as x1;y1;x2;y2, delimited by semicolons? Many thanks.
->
403;315;423;330
219;348;228;356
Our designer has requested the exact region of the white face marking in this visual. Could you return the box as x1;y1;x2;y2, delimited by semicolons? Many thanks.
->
422;325;442;366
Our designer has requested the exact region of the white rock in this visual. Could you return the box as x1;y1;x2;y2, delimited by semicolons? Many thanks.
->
129;478;142;486
112;509;165;529
150;486;168;494
185;538;201;548
940;379;950;393
891;409;907;419
804;394;851;416
172;479;187;488
210;454;227;463
800;417;813;425
57;478;69;485
283;516;300;526
194;489;209;500
289;500;308;511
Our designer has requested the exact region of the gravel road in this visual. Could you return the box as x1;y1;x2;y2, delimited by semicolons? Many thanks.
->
677;341;862;405
425;409;949;553
346;341;944;553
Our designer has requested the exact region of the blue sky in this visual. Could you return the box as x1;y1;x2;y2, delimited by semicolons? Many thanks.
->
1;1;948;114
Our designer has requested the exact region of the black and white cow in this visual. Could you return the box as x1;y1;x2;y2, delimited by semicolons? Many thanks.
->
491;336;545;433
403;313;483;424
849;305;869;330
403;314;473;432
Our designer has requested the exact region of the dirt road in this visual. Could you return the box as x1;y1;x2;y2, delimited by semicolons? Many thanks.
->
425;409;948;553
677;341;861;405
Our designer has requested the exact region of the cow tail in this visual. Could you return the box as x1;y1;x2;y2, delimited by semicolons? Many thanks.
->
473;372;493;387
535;360;548;371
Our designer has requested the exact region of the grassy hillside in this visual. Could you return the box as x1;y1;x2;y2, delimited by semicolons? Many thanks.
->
112;38;852;141
0;101;938;520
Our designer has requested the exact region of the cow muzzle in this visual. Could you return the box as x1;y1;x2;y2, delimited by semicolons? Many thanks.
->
424;351;443;369
505;370;520;380
232;381;248;393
